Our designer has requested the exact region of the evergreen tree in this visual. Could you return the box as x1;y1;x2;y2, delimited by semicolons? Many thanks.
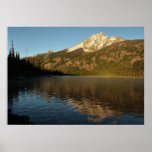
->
16;52;20;60
8;49;12;60
10;40;15;59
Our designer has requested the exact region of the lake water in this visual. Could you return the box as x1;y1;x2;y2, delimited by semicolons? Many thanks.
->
8;76;144;125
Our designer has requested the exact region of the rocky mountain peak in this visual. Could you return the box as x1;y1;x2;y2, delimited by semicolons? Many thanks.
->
67;32;125;53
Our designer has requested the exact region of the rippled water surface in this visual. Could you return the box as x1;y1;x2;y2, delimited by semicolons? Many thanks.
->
8;76;144;124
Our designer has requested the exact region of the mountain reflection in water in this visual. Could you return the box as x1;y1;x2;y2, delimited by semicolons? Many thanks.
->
8;76;144;124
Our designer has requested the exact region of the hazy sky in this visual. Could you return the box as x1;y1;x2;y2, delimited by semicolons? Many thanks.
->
8;27;144;58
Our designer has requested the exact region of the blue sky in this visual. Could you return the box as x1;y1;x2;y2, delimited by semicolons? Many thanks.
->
8;27;144;58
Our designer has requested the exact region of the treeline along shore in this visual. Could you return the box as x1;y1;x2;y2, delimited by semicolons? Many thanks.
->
8;40;144;78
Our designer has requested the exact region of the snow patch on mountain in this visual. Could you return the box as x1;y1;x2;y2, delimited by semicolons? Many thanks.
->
67;32;125;53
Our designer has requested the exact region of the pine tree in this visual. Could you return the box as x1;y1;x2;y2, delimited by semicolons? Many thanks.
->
8;49;12;60
10;40;15;59
18;52;20;60
16;52;20;60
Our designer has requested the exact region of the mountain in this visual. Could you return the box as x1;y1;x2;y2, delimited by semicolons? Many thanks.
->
68;32;125;52
46;49;53;54
26;37;144;78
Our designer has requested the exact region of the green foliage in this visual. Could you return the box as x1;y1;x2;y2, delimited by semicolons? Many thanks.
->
23;39;144;78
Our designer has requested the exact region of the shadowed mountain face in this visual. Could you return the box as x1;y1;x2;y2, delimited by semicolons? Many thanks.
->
26;39;144;77
8;76;144;124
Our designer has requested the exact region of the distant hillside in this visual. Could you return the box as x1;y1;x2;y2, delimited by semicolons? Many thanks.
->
26;39;144;78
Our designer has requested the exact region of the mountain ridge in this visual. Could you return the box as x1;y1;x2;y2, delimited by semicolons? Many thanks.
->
26;39;144;78
67;32;125;53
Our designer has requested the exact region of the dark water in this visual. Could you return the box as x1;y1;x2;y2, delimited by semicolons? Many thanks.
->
8;76;144;125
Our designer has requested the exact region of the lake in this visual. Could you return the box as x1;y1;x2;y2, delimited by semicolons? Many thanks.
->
8;76;144;125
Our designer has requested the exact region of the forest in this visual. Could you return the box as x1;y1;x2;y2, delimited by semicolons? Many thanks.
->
8;40;144;78
26;40;144;78
8;41;63;77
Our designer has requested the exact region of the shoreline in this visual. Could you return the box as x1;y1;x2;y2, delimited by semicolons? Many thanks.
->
8;75;144;81
58;75;144;79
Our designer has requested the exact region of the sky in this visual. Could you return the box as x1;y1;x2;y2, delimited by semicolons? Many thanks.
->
8;27;144;58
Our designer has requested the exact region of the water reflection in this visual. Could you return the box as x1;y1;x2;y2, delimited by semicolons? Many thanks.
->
8;76;144;124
